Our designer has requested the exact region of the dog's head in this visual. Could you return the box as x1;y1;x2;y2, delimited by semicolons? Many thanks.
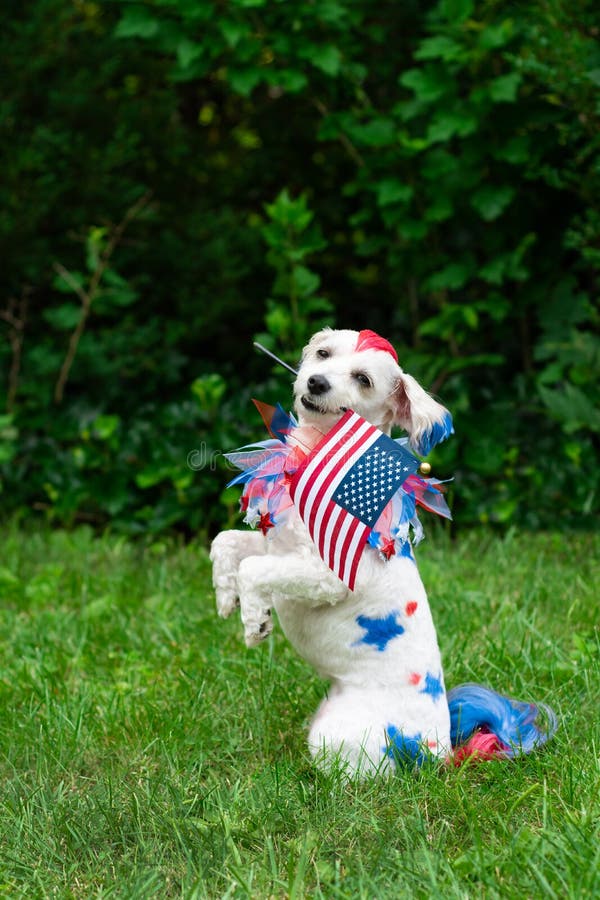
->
293;327;453;454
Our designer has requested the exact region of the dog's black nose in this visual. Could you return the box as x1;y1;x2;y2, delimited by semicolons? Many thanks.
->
307;374;331;395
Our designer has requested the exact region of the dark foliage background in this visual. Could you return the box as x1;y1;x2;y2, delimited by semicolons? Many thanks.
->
1;0;598;537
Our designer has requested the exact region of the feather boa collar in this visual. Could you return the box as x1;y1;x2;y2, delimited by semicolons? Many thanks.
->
225;401;451;561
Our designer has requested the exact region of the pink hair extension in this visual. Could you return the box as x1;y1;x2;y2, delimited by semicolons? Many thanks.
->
355;329;398;363
452;729;510;767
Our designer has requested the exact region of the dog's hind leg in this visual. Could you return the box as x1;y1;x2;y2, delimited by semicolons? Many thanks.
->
308;684;451;777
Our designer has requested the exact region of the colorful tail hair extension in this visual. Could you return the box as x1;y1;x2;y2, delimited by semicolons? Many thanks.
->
447;683;558;764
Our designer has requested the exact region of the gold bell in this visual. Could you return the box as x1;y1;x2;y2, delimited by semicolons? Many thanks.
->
419;462;432;476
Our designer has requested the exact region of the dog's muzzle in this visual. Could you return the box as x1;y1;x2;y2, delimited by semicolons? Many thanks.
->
307;374;331;395
301;374;333;413
301;377;348;414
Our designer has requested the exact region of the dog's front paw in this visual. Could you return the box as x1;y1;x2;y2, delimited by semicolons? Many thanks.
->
215;585;239;619
243;609;273;647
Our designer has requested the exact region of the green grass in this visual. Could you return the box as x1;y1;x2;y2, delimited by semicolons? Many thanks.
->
0;525;598;899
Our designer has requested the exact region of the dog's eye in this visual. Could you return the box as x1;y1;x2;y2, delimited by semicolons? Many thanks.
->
354;372;372;388
316;348;330;359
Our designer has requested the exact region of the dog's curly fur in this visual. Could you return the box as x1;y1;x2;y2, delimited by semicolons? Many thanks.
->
211;328;456;775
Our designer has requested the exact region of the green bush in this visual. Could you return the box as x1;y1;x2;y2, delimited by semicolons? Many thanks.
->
1;0;598;532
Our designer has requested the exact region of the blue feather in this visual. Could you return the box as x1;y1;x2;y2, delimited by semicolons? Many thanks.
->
416;411;454;456
270;403;298;442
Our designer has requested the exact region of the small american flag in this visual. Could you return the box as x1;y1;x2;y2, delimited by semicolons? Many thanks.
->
289;410;419;590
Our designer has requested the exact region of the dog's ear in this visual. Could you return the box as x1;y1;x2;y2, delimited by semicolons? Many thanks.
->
391;373;453;455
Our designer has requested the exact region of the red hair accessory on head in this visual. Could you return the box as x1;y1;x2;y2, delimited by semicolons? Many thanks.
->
355;329;398;363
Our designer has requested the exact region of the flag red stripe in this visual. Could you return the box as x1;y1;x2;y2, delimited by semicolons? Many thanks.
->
336;514;361;582
288;409;392;591
346;526;370;591
329;506;358;579
305;416;370;531
290;411;358;519
325;502;346;569
308;421;377;545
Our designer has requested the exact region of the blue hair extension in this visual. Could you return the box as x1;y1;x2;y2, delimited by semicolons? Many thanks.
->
416;412;454;456
447;683;558;757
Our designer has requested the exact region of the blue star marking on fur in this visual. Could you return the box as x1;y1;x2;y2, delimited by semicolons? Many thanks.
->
383;726;427;765
420;671;445;702
355;612;404;652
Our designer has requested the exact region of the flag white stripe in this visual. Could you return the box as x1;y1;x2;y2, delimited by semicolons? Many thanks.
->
321;502;345;569
303;417;372;524
289;409;408;590
292;412;360;510
330;508;356;575
310;425;379;549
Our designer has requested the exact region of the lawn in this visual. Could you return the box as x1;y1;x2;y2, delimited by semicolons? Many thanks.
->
0;525;598;898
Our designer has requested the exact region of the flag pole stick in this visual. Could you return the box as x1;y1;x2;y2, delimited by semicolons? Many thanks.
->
253;342;299;376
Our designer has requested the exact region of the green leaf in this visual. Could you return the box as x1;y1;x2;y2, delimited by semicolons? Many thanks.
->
424;194;453;222
493;136;530;164
136;465;174;489
220;485;242;509
479;256;507;284
92;415;120;441
265;69;308;93
398;219;428;241
312;45;342;76
426;110;478;143
264;190;314;230
421;149;458;180
228;67;263;96
415;36;465;62
587;68;600;87
304;295;335;315
479;20;515;50
347;118;396;147
43;304;81;330
52;269;85;295
176;40;204;70
191;374;227;410
292;265;320;298
318;2;348;24
399;68;448;103
489;72;521;103
99;270;138;307
463;306;478;328
115;9;160;39
426;262;473;291
438;0;474;22
375;179;413;207
85;227;108;272
471;185;515;221
265;304;293;339
219;20;248;48
538;383;600;433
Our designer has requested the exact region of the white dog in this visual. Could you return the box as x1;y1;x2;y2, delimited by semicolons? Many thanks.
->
211;327;455;774
210;327;555;775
